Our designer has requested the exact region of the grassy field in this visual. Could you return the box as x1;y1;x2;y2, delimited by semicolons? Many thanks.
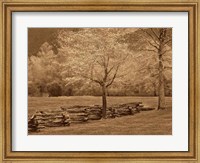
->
29;96;172;135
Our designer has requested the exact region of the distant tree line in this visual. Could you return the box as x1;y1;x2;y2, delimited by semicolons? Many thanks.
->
28;80;172;97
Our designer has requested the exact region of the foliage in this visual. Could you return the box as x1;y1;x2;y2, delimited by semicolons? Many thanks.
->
28;82;40;96
47;82;62;97
28;28;172;97
121;28;172;109
28;41;63;96
57;28;132;87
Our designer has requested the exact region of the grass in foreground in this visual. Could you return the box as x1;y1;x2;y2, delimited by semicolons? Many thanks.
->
29;96;172;135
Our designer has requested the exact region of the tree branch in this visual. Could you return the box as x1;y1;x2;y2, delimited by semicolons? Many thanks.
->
96;60;104;66
164;66;172;69
107;65;115;75
106;54;110;69
141;29;160;46
147;40;159;50
80;74;103;86
161;49;171;55
106;65;120;87
163;38;172;46
150;28;159;40
139;48;158;53
137;66;159;73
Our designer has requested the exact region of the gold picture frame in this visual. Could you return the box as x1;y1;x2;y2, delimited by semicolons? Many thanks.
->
0;0;199;162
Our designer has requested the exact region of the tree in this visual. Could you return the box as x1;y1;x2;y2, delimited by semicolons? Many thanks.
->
47;82;62;97
28;42;63;96
57;28;132;118
122;28;172;109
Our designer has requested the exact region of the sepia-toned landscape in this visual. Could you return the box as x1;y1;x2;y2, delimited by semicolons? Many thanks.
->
28;28;172;135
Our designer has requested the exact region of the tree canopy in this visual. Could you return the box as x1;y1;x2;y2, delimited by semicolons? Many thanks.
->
28;28;172;97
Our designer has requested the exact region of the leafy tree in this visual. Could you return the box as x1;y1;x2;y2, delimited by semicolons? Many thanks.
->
28;42;63;96
28;82;40;96
122;28;172;109
47;82;62;97
57;28;132;118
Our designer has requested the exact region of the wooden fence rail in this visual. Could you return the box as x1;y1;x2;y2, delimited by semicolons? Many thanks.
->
28;102;154;132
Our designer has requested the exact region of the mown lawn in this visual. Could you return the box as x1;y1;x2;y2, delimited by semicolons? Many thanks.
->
28;96;172;135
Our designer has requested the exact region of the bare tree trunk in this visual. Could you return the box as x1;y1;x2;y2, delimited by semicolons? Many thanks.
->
158;59;165;110
102;85;107;118
152;83;157;96
154;87;157;96
157;28;167;110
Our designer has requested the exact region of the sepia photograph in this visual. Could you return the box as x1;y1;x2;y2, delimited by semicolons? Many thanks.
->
28;28;172;135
